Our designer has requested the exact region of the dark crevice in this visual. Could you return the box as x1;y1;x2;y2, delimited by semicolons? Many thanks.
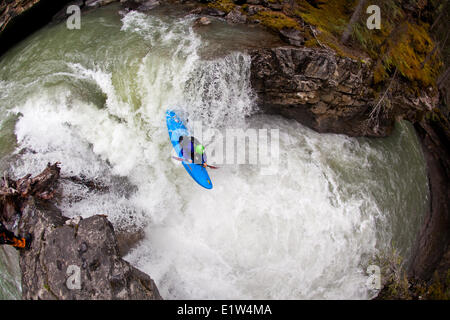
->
0;0;76;58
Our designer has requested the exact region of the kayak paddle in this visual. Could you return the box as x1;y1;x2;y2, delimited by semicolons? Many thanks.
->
172;156;219;169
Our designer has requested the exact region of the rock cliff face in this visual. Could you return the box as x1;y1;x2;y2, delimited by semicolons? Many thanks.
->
0;0;74;56
0;0;40;33
250;46;384;137
249;46;440;138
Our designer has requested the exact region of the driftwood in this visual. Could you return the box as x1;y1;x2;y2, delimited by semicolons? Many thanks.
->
0;162;61;224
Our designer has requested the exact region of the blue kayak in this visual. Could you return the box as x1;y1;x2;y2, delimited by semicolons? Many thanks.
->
166;110;213;189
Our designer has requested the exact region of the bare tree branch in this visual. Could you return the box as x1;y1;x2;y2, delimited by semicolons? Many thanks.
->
309;25;325;48
368;67;398;132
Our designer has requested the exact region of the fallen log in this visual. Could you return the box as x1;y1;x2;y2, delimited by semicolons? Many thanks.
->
1;162;61;225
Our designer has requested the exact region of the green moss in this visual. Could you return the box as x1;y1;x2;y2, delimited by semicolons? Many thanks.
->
303;38;317;47
374;22;442;88
208;0;236;14
346;2;442;89
352;22;390;59
251;10;301;31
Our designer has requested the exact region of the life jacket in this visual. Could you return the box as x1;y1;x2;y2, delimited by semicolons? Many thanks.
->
179;136;207;164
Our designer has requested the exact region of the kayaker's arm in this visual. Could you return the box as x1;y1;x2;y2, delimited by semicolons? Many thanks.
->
172;156;219;169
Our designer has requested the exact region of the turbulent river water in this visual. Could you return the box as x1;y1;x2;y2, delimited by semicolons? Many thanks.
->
0;4;429;299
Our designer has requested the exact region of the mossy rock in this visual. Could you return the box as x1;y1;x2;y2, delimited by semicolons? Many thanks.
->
251;10;301;31
208;0;236;13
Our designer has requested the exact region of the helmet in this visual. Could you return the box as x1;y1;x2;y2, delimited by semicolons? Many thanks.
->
195;144;205;155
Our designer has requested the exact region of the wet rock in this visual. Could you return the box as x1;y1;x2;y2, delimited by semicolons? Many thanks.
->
243;5;265;16
116;228;145;256
65;215;83;227
85;0;112;8
120;0;140;10
137;0;161;11
194;16;212;27
189;6;226;17
279;28;304;46
225;7;247;24
18;198;161;300
78;242;88;254
121;0;160;11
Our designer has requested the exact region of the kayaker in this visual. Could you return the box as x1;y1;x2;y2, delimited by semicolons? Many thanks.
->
178;136;208;168
0;221;32;250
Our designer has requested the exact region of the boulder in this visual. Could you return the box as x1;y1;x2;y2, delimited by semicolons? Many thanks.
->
18;198;161;300
189;6;226;17
243;5;266;16
279;28;304;46
225;7;247;24
194;16;212;27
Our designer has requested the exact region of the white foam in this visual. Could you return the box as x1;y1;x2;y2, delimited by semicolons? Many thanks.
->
125;117;382;299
